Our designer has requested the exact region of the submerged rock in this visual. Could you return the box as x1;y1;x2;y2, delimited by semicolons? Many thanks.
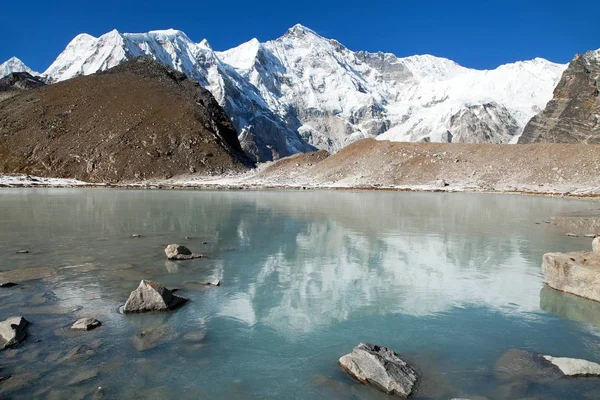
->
16;250;29;254
565;233;578;237
0;317;29;349
164;244;203;260
123;280;187;313
71;318;101;331
132;324;177;352
494;348;561;384
0;282;17;288
543;355;600;377
338;343;418;398
542;251;600;302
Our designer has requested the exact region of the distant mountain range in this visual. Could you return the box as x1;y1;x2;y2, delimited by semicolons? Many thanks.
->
0;25;576;161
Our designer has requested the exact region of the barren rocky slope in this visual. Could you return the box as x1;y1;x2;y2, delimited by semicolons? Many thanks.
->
0;57;252;182
180;139;600;196
518;49;600;144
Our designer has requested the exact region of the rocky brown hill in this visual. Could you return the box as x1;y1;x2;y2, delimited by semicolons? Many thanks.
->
222;139;600;195
0;57;252;182
518;50;600;144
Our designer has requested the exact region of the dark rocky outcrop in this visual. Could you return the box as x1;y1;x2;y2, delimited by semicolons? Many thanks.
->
518;50;600;144
0;57;253;182
123;280;187;313
0;72;45;92
338;343;418;398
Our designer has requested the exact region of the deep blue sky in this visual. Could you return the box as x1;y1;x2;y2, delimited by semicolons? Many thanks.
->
1;0;598;72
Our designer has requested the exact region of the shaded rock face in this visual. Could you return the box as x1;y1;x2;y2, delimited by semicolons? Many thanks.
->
71;318;101;331
338;343;418;398
542;251;600;302
543;355;600;377
519;49;600;144
123;280;187;313
0;57;252;182
0;72;45;92
164;244;203;260
0;317;29;349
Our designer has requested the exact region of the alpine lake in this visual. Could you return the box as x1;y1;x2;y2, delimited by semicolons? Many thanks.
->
1;189;600;399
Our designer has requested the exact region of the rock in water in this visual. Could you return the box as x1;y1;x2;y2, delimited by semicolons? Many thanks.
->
123;280;187;313
543;355;600;376
542;252;600;302
0;317;29;349
164;244;203;260
593;237;600;253
338;343;418;398
71;318;102;331
0;282;17;288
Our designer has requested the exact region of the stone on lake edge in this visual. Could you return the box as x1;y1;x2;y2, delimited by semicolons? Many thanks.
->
0;317;30;349
123;280;187;313
71;318;102;331
542;251;600;302
338;342;418;398
164;244;203;260
543;355;600;377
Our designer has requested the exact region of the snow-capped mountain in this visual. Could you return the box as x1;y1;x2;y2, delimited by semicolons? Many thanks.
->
37;25;566;160
219;25;565;147
43;29;314;162
0;57;38;77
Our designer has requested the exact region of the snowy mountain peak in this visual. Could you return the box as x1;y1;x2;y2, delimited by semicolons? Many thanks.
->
198;38;212;50
0;56;38;77
284;24;318;38
216;38;261;71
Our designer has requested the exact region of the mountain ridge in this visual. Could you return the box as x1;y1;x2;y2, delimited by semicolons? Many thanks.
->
0;25;569;161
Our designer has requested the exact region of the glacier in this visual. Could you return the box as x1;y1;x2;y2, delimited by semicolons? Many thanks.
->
1;24;567;161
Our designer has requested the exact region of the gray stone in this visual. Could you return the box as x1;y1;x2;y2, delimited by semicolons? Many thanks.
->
565;233;578;237
0;317;29;349
16;250;29;254
542;251;600;302
338;343;418;398
164;244;203;260
593;237;600;253
71;318;101;331
543;355;600;376
585;234;598;239
123;280;187;313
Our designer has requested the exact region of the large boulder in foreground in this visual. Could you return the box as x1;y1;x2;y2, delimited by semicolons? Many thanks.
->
338;343;418;398
164;244;203;260
542;251;600;302
123;280;187;313
543;355;600;377
0;317;29;349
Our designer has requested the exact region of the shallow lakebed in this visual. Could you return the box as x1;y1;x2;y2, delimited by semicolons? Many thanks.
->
1;189;600;399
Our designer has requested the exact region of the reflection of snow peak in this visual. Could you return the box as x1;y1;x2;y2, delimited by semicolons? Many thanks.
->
249;225;540;334
219;292;257;326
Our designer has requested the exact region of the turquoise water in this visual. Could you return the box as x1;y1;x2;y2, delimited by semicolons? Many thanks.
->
1;189;600;399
